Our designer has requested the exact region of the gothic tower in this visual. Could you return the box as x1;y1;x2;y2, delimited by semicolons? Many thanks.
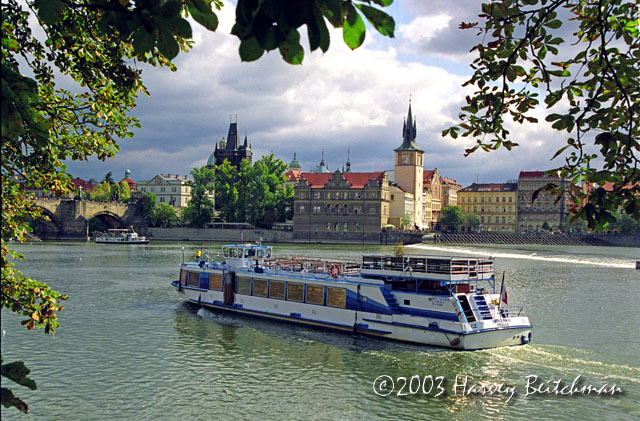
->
394;100;424;227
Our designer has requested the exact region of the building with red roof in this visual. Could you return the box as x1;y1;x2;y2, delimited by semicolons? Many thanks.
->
292;169;390;241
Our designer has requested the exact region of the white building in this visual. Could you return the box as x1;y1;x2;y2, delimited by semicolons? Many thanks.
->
137;174;193;207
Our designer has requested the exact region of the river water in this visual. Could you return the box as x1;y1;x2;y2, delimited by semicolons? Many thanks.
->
2;242;639;420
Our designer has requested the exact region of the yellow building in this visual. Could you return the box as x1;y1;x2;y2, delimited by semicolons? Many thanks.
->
458;183;518;233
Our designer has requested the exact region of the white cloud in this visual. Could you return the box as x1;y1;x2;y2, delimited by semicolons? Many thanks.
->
64;1;576;188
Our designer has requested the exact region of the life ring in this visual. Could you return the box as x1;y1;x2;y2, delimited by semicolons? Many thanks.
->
330;264;341;278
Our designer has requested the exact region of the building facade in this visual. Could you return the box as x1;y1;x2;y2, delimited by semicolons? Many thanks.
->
137;174;193;207
206;117;253;170
441;176;462;207
393;102;425;228
423;168;441;227
517;171;571;232
388;185;414;229
293;170;390;241
458;183;518;233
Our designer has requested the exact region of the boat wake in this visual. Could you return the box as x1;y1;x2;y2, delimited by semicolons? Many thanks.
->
407;244;635;268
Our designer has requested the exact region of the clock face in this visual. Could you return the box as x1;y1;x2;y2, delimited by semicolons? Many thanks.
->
402;155;410;164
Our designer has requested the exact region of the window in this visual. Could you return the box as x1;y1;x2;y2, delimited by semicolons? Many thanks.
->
298;205;305;215
161;187;165;192
355;222;360;231
253;279;268;297
141;187;146;192
335;222;339;232
269;281;285;299
306;285;324;305
327;192;332;199
300;192;305;199
327;287;346;308
313;205;321;214
187;271;200;287
179;269;187;284
314;192;320;199
326;222;331;232
391;194;395;200
502;197;505;202
343;222;348;232
474;197;477;202
354;207;361;215
172;187;177;192
287;283;304;301
314;223;319;232
209;274;222;290
509;197;513;202
481;216;485;223
237;277;252;294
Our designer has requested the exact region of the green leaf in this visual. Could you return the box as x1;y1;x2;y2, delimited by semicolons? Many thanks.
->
343;6;366;49
190;9;219;31
1;361;37;391
36;0;65;26
132;26;155;57
370;0;394;6
279;31;304;65
357;4;395;37
157;30;179;60
545;19;562;29
239;37;265;62
162;17;192;39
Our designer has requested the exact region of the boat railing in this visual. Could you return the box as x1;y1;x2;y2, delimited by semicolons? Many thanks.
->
254;256;361;277
361;255;494;279
494;305;526;319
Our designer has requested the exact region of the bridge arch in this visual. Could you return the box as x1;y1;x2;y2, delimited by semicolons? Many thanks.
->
28;207;60;239
88;211;127;233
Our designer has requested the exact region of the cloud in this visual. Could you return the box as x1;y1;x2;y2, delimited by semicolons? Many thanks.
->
64;0;577;190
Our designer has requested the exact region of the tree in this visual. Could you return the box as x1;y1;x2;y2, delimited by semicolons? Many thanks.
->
541;222;551;232
465;213;480;231
401;213;412;229
2;0;395;412
141;193;158;226
243;155;293;228
154;203;178;228
214;160;239;222
88;182;111;202
118;181;131;203
440;206;464;232
183;167;215;228
103;172;114;185
610;213;640;233
445;0;639;230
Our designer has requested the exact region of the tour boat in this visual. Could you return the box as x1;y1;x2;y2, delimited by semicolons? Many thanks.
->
95;228;149;244
172;244;532;350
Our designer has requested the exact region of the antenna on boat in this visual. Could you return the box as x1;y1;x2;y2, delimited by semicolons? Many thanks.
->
181;247;185;264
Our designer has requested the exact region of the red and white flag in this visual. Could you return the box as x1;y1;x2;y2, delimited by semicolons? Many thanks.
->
501;285;508;305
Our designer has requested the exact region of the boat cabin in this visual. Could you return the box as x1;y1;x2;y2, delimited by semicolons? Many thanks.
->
222;244;273;268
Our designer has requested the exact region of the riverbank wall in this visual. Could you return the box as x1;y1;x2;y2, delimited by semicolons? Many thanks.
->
146;228;424;245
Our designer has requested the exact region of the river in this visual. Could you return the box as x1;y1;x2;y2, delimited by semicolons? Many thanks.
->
2;242;639;420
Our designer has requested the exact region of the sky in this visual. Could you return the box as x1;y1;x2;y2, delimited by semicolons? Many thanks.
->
65;0;573;186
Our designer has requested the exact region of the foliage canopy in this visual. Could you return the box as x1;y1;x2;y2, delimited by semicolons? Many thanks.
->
445;0;639;230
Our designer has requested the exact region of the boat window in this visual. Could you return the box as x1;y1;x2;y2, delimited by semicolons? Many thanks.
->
187;272;200;287
245;249;254;258
326;287;346;308
253;279;268;297
223;247;229;257
256;249;264;258
287;283;304;302
266;248;272;258
269;280;285;299
306;285;324;305
230;248;237;258
180;269;187;284
209;274;223;290
236;277;252;295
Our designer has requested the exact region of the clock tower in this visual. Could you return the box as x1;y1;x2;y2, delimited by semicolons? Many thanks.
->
394;101;424;228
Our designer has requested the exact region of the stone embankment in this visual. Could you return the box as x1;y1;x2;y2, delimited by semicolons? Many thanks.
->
431;233;640;247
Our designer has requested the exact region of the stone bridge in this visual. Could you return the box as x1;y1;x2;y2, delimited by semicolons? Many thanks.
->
32;198;148;239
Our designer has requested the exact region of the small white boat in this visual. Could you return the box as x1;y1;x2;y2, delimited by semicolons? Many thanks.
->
172;244;532;350
95;228;148;244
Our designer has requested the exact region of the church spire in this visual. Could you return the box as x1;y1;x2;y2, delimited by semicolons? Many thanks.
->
395;98;423;152
346;149;351;173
